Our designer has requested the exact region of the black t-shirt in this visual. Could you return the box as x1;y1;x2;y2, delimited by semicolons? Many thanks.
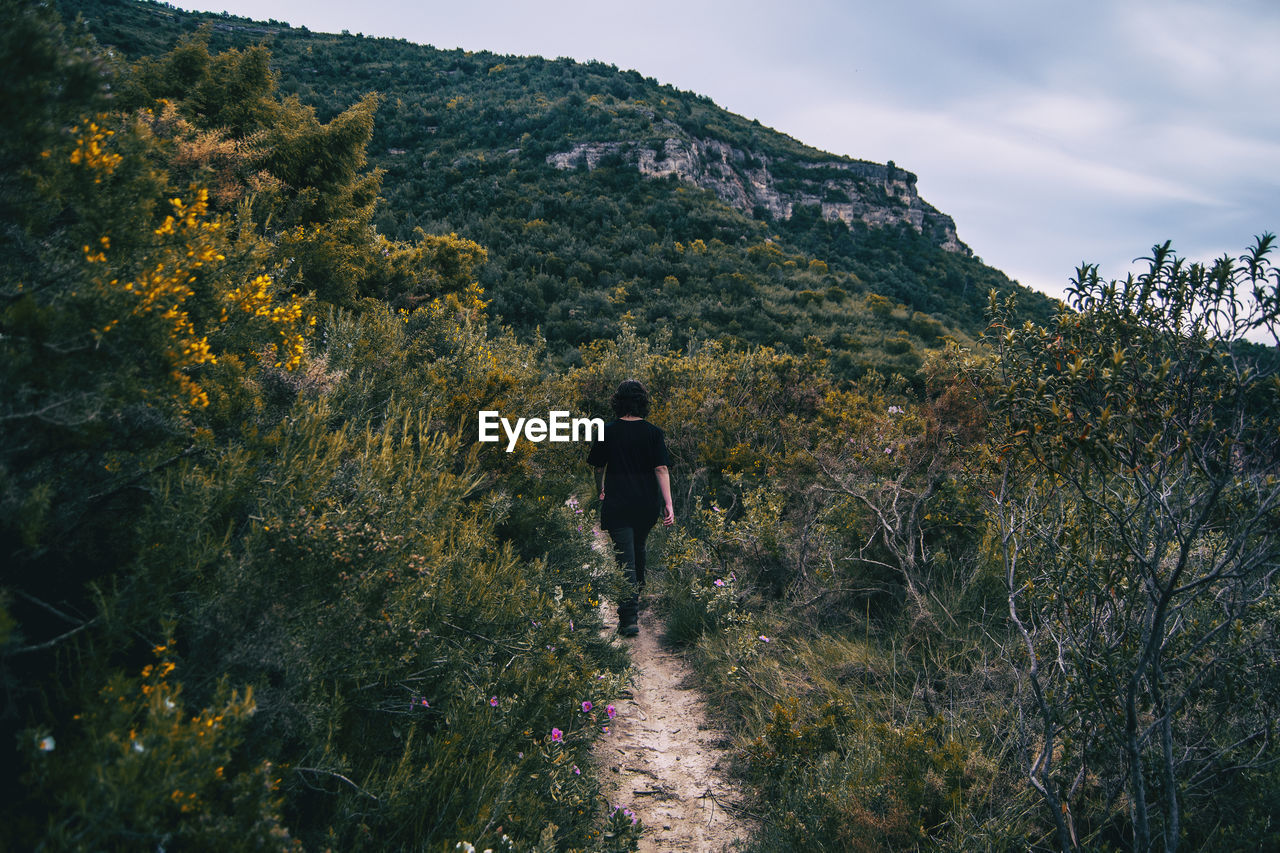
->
586;418;671;530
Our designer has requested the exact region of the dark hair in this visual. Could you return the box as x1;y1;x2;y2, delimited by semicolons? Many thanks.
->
610;379;650;418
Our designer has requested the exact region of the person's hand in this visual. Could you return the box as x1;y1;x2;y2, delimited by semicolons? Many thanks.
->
661;502;675;526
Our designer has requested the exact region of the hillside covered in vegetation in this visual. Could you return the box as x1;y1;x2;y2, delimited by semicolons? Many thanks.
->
3;1;1278;851
57;0;1058;385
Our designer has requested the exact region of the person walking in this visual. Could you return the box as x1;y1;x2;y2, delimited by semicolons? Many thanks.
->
587;379;675;636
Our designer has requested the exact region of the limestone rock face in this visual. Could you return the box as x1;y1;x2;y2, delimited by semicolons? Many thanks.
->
547;133;967;254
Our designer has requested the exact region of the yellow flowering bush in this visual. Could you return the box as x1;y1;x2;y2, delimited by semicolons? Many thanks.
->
19;642;297;850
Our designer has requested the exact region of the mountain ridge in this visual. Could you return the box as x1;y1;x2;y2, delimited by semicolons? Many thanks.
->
59;0;961;255
59;0;1056;377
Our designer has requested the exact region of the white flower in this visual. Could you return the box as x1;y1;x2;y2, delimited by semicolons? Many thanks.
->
37;735;55;752
132;740;145;753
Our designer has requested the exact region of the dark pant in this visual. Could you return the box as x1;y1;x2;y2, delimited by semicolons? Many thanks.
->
607;522;653;627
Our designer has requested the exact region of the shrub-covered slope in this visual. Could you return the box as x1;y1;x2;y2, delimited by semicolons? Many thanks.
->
60;0;1056;382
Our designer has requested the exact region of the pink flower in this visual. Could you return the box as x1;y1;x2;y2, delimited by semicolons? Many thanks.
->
581;701;593;713
489;696;499;707
573;765;581;775
714;578;725;587
759;635;770;643
551;728;563;742
606;704;616;719
601;725;610;734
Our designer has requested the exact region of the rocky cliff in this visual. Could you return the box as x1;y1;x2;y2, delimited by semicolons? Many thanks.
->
547;127;967;254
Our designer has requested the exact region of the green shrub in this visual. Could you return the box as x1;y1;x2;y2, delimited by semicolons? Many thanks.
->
658;521;753;646
19;643;296;851
744;700;987;852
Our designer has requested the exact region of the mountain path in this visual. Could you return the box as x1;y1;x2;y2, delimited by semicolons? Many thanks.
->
594;601;755;852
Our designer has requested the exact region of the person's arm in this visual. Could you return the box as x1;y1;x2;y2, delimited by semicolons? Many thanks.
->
655;465;674;526
595;466;606;501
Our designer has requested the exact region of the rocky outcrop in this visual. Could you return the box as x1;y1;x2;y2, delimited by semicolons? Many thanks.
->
547;133;967;253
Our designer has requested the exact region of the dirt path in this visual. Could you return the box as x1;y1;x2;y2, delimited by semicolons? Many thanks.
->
594;602;755;852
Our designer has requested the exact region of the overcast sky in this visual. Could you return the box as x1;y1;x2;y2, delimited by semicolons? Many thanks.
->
171;0;1280;303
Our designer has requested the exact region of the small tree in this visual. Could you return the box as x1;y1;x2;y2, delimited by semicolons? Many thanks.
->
984;238;1280;851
